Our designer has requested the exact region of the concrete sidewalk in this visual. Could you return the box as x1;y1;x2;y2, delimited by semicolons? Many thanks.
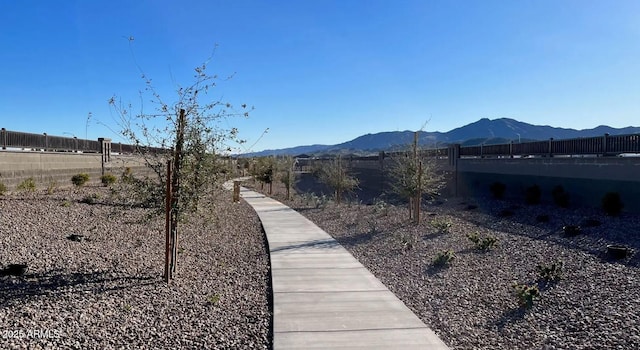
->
238;186;449;349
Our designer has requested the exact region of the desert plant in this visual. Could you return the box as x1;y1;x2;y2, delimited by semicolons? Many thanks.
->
490;182;506;199
602;192;623;216
0;182;6;195
61;200;71;207
466;232;498;250
317;156;358;204
71;173;90;187
387;142;446;222
46;181;58;194
524;184;541;205
373;198;389;215
512;283;540;308
536;261;564;282
17;178;36;192
207;294;221;305
101;173;117;186
396;233;412;250
430;218;452;234
277;156;296;200
81;193;99;205
432;250;456;266
551;185;570;208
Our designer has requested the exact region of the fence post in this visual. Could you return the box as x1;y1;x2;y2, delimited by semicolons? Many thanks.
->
1;128;5;150
509;141;513;158
43;133;48;151
602;133;609;156
548;138;553;157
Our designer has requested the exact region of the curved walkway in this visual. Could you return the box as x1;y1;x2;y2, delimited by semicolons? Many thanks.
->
231;182;449;349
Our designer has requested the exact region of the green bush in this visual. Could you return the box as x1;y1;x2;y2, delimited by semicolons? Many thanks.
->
71;173;90;187
101;173;117;186
466;232;498;250
536;261;564;282
602;192;623;216
432;250;455;266
513;283;540;308
490;182;506;199
551;185;570;208
524;184;541;205
0;182;7;195
430;218;452;234
17;178;36;192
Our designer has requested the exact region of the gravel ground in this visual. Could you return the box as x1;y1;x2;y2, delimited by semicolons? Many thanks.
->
249;179;640;350
0;185;271;349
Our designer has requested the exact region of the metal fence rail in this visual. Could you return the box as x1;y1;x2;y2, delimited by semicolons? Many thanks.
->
459;133;640;158
1;128;166;154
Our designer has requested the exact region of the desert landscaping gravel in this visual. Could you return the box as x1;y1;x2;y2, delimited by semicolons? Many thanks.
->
252;180;640;350
0;186;271;349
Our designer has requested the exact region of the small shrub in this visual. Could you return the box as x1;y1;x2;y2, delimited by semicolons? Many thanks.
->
524;184;541;205
71;173;90;187
551;185;570;208
536;261;564;282
81;193;99;205
46;181;58;194
0;182;7;195
432;250;455;266
562;225;581;236
602;192;623;216
490;182;506;199
101;173;117;186
513;283;540;308
121;167;134;183
430;218;452;234
398;233;415;250
467;232;498;250
373;198;389;215
207;294;221;305
17;178;36;192
61;200;71;207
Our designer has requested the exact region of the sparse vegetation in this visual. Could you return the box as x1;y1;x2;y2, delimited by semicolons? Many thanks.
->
602;192;623;216
536;261;564;282
432;249;456;266
17;177;36;192
513;283;540;308
207;294;221;305
430;218;452;234
466;232;498;250
490;182;506;199
46;180;58;194
71;173;90;187
387;144;446;222
101;173;117;186
317;156;359;204
81;193;99;205
0;182;6;195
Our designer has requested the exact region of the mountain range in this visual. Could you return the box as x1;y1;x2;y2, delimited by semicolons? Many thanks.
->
243;118;640;157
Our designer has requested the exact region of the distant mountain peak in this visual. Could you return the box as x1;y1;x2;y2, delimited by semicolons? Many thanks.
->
240;118;640;157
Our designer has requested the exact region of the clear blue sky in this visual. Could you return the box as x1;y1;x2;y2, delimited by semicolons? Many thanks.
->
1;0;639;153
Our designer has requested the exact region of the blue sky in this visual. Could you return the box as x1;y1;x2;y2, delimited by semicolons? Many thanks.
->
1;1;639;153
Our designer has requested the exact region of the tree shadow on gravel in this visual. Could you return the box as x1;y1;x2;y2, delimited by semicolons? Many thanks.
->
333;230;380;248
494;307;527;330
0;270;158;306
270;239;341;253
